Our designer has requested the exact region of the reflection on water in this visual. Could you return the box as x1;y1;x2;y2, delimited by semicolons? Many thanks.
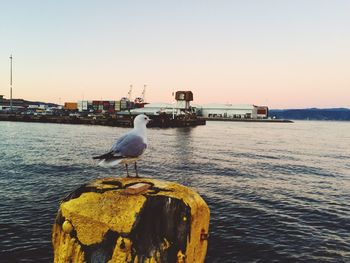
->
0;121;349;262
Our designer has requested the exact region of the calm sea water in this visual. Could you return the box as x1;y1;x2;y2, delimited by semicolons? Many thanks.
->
0;121;349;263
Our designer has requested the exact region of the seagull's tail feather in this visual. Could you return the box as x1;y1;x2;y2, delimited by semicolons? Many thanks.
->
98;158;123;167
93;151;125;167
92;151;114;160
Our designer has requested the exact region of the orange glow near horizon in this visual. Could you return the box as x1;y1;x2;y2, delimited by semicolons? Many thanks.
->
0;1;349;109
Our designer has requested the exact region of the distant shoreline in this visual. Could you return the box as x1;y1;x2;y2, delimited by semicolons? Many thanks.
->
269;108;350;121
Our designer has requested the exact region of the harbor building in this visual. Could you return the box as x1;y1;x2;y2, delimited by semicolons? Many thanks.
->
129;91;196;116
198;104;268;119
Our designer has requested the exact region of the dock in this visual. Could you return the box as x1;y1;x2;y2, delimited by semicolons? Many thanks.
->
0;114;206;128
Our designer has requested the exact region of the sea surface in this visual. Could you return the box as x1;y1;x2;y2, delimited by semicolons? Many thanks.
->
0;120;349;263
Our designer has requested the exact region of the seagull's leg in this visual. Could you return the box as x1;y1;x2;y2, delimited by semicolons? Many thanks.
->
125;164;130;177
134;162;139;178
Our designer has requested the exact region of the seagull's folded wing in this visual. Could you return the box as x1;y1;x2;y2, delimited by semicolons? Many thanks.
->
111;133;147;158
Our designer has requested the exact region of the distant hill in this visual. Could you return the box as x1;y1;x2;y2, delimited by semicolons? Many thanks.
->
269;108;350;121
0;97;59;108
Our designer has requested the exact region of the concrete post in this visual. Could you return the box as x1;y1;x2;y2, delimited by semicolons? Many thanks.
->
52;178;210;263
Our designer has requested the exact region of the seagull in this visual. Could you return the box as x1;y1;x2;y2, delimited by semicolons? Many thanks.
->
93;114;150;177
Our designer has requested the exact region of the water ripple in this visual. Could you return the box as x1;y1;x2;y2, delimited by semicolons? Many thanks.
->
0;121;349;262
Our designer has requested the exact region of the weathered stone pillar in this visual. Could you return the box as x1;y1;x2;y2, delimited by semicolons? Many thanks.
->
52;178;210;263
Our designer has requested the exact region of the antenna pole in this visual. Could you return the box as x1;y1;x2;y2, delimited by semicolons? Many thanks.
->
128;85;133;100
142;84;146;102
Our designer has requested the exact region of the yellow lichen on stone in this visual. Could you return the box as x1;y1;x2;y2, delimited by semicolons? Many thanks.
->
61;190;146;245
161;238;170;250
185;200;210;263
108;237;133;263
52;223;85;263
177;250;186;263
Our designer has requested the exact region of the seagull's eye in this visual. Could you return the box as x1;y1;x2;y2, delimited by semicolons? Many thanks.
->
144;117;147;120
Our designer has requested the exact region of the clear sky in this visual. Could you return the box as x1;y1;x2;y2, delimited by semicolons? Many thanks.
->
0;0;349;108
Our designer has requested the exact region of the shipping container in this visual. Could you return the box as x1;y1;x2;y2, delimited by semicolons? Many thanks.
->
115;101;121;111
78;101;89;112
64;102;78;110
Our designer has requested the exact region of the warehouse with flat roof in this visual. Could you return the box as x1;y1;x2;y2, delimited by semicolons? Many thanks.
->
198;104;268;119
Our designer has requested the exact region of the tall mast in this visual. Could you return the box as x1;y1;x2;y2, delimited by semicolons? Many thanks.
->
10;55;13;112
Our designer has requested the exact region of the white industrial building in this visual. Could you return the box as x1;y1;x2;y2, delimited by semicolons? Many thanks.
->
131;103;268;119
129;90;269;120
199;104;268;119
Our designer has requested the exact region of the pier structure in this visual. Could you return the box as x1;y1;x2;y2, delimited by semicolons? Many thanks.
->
52;177;210;263
0;114;206;127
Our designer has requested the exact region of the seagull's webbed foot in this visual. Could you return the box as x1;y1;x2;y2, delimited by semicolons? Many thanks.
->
125;164;130;177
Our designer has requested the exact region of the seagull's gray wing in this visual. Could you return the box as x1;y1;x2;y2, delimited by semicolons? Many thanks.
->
111;133;147;158
111;133;129;151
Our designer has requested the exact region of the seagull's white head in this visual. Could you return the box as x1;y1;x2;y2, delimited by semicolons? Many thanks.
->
134;114;151;129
